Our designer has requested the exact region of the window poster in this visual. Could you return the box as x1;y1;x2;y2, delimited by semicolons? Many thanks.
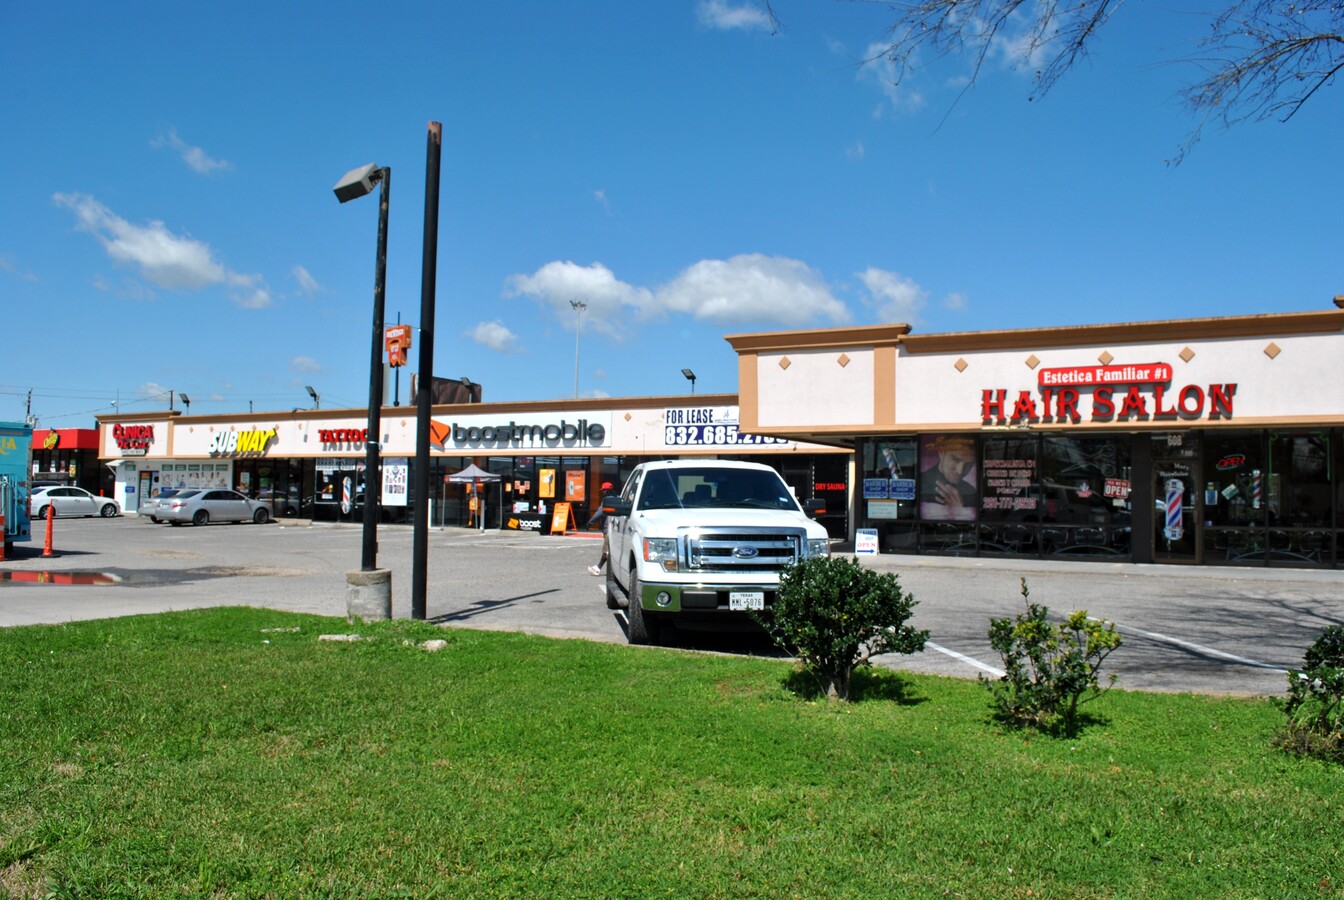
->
565;470;585;502
918;435;978;522
539;468;556;499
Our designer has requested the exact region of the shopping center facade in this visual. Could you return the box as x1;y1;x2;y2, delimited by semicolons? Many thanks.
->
95;396;851;537
727;301;1344;568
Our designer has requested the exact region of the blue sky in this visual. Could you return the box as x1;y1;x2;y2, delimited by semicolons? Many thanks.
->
4;1;1340;427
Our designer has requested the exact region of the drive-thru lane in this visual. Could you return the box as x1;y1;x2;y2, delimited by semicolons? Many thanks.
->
2;517;1340;695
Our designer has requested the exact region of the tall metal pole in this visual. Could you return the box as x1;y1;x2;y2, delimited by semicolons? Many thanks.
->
361;167;391;572
412;122;442;620
570;299;586;398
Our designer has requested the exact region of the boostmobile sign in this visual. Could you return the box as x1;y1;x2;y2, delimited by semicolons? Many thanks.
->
982;361;1237;424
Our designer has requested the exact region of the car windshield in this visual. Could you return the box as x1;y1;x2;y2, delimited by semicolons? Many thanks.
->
636;467;799;512
175;490;204;499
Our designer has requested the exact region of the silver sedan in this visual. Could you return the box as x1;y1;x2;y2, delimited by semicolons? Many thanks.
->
158;489;272;526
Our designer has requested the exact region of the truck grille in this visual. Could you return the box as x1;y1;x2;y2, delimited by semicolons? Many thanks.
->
684;528;803;573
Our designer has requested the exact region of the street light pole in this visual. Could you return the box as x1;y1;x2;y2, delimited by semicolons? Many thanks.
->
570;299;586;398
334;162;391;572
412;121;442;621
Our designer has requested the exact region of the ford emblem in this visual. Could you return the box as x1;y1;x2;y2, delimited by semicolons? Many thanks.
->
732;546;759;559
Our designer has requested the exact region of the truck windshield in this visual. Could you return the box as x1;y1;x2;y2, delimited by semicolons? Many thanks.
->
636;467;799;512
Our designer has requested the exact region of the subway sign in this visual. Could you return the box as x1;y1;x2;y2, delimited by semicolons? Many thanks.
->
208;428;276;455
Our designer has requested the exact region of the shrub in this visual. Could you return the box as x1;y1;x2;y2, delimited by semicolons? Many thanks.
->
761;556;928;702
982;578;1123;735
1274;625;1344;763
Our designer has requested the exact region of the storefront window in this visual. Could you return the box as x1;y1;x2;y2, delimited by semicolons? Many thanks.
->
859;438;918;553
1040;435;1132;558
979;435;1039;555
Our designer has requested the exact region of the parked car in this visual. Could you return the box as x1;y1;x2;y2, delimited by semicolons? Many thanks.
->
29;486;120;519
158;489;272;526
141;488;185;523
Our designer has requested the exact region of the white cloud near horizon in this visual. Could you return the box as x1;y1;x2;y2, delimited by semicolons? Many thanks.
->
504;254;851;338
53;192;271;308
468;320;520;353
696;0;772;31
151;128;232;176
290;356;321;374
659;254;850;326
859;267;927;322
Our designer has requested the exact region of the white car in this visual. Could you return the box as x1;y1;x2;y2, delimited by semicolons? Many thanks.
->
29;486;121;519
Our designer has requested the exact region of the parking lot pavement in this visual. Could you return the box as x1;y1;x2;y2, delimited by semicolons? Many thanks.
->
2;517;1341;695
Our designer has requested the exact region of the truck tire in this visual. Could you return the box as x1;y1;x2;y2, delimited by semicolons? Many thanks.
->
605;563;625;610
625;568;660;645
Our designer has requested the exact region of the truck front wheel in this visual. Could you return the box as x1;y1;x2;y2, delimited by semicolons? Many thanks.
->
625;568;661;646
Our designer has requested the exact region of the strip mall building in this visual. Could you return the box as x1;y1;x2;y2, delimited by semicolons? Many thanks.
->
96;397;850;537
726;302;1344;569
97;302;1342;569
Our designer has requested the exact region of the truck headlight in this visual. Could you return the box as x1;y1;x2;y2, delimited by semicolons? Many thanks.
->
643;538;679;572
806;538;830;558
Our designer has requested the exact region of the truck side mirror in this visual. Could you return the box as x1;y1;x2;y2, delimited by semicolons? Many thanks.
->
602;495;632;518
803;499;826;519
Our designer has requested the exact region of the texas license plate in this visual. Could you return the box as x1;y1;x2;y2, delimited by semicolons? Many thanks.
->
729;591;765;611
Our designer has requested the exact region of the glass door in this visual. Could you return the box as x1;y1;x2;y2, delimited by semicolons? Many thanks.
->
1153;460;1200;563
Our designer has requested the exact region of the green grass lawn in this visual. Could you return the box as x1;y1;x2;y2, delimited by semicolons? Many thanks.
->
1;607;1340;898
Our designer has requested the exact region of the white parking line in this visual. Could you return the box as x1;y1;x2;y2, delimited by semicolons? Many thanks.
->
926;641;1004;677
1101;620;1288;672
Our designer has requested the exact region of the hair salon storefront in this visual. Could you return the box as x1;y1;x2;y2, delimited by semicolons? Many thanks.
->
97;395;851;537
727;303;1344;569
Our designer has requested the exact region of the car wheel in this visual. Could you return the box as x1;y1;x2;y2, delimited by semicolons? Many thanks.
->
149;516;160;524
605;563;624;610
100;504;117;518
170;521;182;526
38;505;52;520
253;508;270;525
192;510;209;526
625;567;660;646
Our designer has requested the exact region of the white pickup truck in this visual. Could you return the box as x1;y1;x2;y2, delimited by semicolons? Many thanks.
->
600;459;831;645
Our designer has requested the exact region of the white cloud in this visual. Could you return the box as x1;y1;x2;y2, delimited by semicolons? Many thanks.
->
468;320;520;353
593;189;612;215
858;43;926;115
845;140;865;161
151;128;232;176
137;382;171;403
943;291;968;312
292;265;321;298
505;255;852;335
697;0;772;32
657;254;850;326
504;261;654;338
290;356;321;374
53;192;270;308
859;267;927;322
227;272;271;309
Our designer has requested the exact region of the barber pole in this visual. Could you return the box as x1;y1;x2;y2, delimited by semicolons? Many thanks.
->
1251;469;1262;509
1163;478;1184;542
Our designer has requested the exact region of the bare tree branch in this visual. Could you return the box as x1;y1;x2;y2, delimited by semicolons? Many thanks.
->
847;0;1343;162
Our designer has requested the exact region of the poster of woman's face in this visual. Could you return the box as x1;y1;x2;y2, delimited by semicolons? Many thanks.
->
919;435;978;522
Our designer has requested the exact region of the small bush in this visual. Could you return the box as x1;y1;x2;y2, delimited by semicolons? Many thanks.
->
1274;625;1344;763
982;578;1122;735
761;556;928;702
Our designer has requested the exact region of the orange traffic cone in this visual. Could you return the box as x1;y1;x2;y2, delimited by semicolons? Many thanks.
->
42;505;56;558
